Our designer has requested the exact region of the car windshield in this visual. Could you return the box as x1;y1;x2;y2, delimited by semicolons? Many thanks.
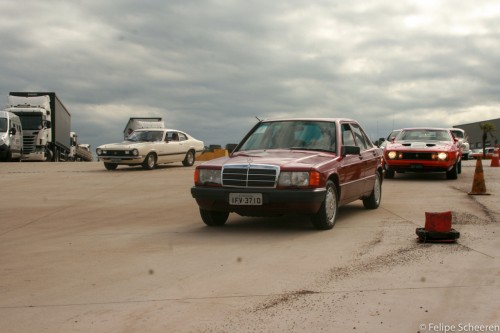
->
450;130;464;139
238;120;337;152
127;130;164;142
399;129;452;142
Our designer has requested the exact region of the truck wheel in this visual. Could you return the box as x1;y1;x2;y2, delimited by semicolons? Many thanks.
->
200;209;229;226
363;172;382;209
182;150;195;166
310;180;338;230
142;153;157;170
104;163;118;170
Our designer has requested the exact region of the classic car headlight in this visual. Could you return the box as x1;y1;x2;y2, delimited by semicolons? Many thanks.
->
132;149;139;156
278;171;310;187
197;169;222;184
437;152;448;161
387;151;397;159
96;148;103;155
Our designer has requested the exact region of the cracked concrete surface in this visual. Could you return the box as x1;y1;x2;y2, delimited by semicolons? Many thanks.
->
0;160;498;332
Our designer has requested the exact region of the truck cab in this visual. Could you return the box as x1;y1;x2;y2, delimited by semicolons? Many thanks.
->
0;111;23;161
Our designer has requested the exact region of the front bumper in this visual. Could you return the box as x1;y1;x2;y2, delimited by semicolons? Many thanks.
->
385;160;456;172
99;156;144;165
191;186;326;216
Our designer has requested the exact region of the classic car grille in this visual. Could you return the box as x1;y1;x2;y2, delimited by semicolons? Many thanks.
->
100;150;131;157
222;164;279;188
401;152;434;160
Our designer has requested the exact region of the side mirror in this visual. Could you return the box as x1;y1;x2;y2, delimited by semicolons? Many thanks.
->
341;145;361;157
9;127;16;135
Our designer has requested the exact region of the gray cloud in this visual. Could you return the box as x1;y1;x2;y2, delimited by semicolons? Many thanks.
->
1;0;499;151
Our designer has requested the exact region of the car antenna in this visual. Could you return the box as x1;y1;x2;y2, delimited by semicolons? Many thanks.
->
255;116;262;122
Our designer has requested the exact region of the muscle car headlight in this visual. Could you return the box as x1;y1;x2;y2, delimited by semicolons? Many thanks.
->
132;149;139;156
278;171;310;187
197;169;222;184
387;151;397;159
96;148;103;155
437;152;448;161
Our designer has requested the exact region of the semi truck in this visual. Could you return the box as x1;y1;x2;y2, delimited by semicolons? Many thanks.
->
123;117;164;139
69;132;93;161
4;92;71;161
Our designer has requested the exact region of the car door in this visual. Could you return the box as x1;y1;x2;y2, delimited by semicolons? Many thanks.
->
350;122;380;195
338;123;364;203
164;131;185;162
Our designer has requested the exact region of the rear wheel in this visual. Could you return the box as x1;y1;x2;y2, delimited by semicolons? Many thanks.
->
311;180;338;230
104;163;118;170
182;150;195;166
142;153;157;170
200;209;229;226
363;172;382;209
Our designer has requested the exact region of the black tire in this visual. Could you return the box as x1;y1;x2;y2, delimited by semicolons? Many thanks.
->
200;209;229;226
104;162;118;170
385;168;395;179
142;153;157;170
446;162;458;179
363;172;382;209
182;150;195;166
5;149;13;162
416;228;460;242
457;160;462;174
310;180;338;230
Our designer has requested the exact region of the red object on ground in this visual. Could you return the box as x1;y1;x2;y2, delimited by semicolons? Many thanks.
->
425;211;452;232
491;148;499;167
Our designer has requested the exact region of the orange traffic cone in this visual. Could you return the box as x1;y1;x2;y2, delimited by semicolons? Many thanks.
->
468;158;490;195
491;148;499;167
416;211;460;243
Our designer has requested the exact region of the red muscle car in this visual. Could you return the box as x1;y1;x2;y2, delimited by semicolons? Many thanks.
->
384;128;462;179
191;118;384;230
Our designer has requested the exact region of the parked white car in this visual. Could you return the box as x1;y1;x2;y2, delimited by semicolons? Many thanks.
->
96;129;204;170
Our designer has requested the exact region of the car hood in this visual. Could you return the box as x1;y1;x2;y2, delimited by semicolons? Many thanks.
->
387;141;455;150
97;141;151;149
200;149;338;168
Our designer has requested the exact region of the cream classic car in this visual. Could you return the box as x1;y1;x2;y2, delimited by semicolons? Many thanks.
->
96;129;204;170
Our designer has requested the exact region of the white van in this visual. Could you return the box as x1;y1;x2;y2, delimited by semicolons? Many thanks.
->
0;111;23;161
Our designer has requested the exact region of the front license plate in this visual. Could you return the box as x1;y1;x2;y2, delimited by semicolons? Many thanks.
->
229;193;262;205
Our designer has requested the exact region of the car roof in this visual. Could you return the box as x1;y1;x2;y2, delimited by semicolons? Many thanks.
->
399;127;450;131
260;117;355;122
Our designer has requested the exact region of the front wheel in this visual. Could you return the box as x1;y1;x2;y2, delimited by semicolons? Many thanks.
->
104;162;118;170
363;172;382;209
142;153;157;170
446;162;458;179
200;209;229;226
310;180;338;230
182;150;195;166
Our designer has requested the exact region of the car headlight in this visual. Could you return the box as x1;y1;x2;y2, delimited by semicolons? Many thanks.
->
437;152;448;161
132;149;139;156
96;148;102;155
278;171;310;187
197;169;222;184
387;151;397;159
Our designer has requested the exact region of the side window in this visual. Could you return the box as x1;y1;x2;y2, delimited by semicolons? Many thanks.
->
350;123;369;150
341;124;356;146
178;133;187;141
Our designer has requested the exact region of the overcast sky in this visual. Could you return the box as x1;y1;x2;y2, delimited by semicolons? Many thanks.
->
1;0;499;151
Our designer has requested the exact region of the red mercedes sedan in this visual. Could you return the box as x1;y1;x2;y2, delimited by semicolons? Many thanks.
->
384;128;462;179
191;118;384;230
